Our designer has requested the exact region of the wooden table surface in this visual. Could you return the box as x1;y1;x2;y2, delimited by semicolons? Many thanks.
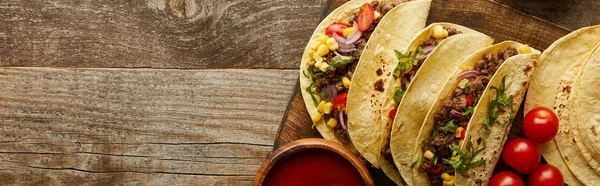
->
0;0;597;185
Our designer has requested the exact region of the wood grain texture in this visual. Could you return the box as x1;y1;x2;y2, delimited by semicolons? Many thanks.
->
0;0;328;69
0;68;297;185
494;0;600;30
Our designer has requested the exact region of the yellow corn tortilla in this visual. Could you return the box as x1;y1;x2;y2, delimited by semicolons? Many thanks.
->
524;25;600;186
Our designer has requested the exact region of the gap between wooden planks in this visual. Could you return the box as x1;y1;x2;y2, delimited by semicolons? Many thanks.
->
0;68;297;185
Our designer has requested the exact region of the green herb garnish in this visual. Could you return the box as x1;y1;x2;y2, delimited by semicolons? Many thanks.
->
392;46;424;79
410;157;425;169
439;120;457;134
485;76;513;131
462;106;474;116
442;137;486;178
305;83;319;107
394;83;410;103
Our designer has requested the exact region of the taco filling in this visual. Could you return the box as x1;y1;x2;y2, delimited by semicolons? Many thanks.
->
417;47;518;186
381;25;463;170
304;1;411;144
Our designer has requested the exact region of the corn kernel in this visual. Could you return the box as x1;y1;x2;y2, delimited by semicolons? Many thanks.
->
316;44;330;56
343;27;356;37
314;55;323;68
342;76;351;88
441;173;451;180
317;35;329;44
307;50;316;64
326;118;338;128
455;127;464;138
442;176;454;186
459;139;465;147
309;40;320;50
424;150;434;160
326;37;339;51
324;102;333;114
319;63;330;72
312;112;323;123
518;44;532;54
433;25;449;39
374;11;382;20
317;100;326;113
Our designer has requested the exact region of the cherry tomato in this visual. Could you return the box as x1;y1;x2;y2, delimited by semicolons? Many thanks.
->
523;107;559;143
466;94;473;106
502;138;540;174
356;3;374;32
489;171;525;186
428;163;442;174
388;107;398;119
325;22;351;36
332;92;348;111
528;164;564;186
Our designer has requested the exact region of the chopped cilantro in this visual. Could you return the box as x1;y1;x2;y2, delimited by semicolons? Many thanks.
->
394;83;410;103
392;47;424;79
462;106;474;116
426;129;437;144
439;120;457;134
410;157;425;169
334;51;353;64
305;83;319;107
442;136;486;178
485;76;513;131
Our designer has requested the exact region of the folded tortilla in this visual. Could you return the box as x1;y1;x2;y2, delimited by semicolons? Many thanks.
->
524;25;600;186
299;0;431;156
410;42;539;186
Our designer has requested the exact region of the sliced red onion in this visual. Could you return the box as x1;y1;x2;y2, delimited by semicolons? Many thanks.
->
457;70;481;81
450;109;463;118
338;43;355;49
332;33;347;44
337;48;357;53
339;110;347;130
345;23;362;44
423;45;436;54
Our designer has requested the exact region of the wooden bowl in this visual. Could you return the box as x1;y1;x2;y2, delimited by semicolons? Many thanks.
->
253;138;374;186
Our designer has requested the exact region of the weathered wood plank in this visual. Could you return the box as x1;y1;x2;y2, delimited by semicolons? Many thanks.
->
494;0;600;30
0;68;297;185
0;0;328;69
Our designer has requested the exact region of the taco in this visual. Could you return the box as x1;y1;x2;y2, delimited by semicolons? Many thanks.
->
524;25;600;186
300;0;431;153
345;22;493;184
409;41;539;186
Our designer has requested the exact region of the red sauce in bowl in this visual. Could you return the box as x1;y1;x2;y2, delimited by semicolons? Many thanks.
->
263;149;364;186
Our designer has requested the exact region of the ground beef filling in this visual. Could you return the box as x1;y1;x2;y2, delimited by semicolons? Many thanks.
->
310;0;407;144
419;47;518;186
380;27;463;170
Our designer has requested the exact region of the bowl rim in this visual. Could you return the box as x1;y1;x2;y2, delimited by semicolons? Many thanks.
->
253;138;374;186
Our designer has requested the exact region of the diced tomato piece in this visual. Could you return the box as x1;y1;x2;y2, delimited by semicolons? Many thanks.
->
389;107;398;119
332;92;348;111
461;129;466;139
356;3;374;32
428;163;443;174
325;22;351;36
466;94;473;106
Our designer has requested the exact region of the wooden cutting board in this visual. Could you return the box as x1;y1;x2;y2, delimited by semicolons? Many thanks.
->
274;0;574;185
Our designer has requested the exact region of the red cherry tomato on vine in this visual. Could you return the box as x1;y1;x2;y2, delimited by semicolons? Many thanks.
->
502;138;540;174
523;107;559;143
356;3;374;31
325;22;351;36
528;164;564;186
489;171;525;186
332;92;348;111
